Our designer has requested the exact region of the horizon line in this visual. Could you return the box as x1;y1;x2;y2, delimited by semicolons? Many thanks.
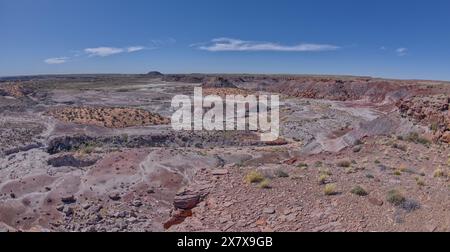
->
1;72;449;83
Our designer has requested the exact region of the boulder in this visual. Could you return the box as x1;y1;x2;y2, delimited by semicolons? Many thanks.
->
173;184;210;210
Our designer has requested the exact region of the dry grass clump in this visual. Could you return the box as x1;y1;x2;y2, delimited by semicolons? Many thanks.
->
434;168;446;178
259;179;272;189
318;174;329;185
245;170;272;189
336;160;351;168
318;168;332;185
415;177;426;187
245;170;265;184
324;184;337;196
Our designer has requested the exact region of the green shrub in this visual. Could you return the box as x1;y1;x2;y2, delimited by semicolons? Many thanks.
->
351;186;368;196
386;190;406;206
406;132;431;145
297;163;308;169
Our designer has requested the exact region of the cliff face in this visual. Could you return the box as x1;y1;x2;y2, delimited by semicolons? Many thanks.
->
160;74;450;104
396;95;450;142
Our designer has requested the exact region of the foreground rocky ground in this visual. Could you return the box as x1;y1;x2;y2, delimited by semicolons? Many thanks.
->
0;73;449;232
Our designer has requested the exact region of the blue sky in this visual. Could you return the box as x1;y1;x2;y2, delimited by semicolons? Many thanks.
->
1;0;450;80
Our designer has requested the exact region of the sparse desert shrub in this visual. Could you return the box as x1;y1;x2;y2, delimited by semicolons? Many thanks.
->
392;143;407;152
297;163;308;169
259;179;271;189
345;167;356;174
374;160;381;164
245;170;265;184
354;139;363;145
319;168;332;176
351;186;368;196
121;133;129;142
394;170;402;176
314;161;323;167
324;184;337;196
366;174;374;179
386;190;406;206
434;168;446;178
318;174;329;185
77;143;96;155
274;169;289;178
430;123;439;132
416;178;426;187
401;199;421;212
406;132;431;146
337;160;351;168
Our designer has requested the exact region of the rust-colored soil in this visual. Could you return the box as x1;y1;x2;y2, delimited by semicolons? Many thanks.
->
47;107;170;128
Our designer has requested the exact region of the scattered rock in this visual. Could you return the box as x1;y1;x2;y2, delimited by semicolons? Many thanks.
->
173;185;210;210
352;146;362;153
109;193;121;201
61;195;76;204
132;200;143;207
81;203;91;210
368;197;384;206
263;208;276;215
63;206;74;217
212;169;229;176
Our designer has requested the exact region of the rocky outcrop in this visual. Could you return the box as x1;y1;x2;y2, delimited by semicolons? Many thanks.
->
162;74;205;83
160;74;441;103
264;78;416;102
396;95;450;142
202;77;238;89
45;131;280;154
146;71;164;78
0;84;32;98
164;184;211;230
173;184;211;210
47;154;98;168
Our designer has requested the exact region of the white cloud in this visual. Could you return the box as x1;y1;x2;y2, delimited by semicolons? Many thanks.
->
197;38;340;52
44;57;68;64
45;44;148;65
84;47;124;57
84;45;147;57
126;46;146;53
396;47;408;56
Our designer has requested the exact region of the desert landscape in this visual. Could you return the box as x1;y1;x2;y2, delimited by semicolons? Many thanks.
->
0;73;449;232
